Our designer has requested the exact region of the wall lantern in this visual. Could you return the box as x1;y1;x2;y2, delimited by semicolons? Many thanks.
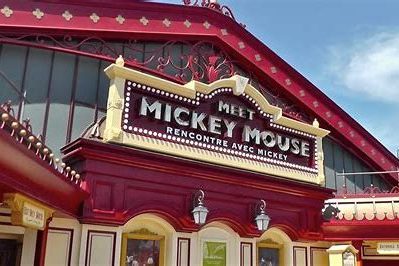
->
255;200;271;232
192;189;209;225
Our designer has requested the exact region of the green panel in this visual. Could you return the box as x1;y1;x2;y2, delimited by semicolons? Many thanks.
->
203;242;226;266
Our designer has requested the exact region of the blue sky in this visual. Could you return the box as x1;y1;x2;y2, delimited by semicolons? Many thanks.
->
159;0;399;155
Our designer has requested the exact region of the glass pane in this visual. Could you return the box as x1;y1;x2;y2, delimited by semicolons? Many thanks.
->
49;52;75;104
380;179;389;191
0;44;27;108
343;151;355;193
323;138;336;189
362;165;372;189
353;159;364;193
22;48;53;136
144;42;163;70
258;247;279;266
0;44;27;87
75;57;100;105
97;61;110;110
97;110;106;121
46;103;69;158
44;52;76;154
124;41;145;63
126;239;160;266
71;104;94;141
163;43;183;78
372;175;381;189
334;144;345;192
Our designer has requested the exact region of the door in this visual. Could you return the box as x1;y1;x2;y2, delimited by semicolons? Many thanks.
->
0;239;19;266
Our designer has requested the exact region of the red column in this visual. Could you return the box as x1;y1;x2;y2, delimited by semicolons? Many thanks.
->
34;217;52;266
352;240;363;266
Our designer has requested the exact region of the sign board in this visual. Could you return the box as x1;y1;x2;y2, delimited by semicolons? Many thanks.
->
22;202;45;229
3;193;54;230
203;241;226;266
327;244;358;266
343;251;355;266
104;62;329;184
377;242;399;255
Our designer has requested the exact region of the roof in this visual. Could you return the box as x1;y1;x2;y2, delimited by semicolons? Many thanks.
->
1;0;398;182
0;104;89;216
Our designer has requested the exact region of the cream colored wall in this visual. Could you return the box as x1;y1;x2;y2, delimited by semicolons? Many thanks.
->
43;215;333;266
45;218;82;266
46;230;70;266
78;224;122;266
291;241;330;266
20;228;37;266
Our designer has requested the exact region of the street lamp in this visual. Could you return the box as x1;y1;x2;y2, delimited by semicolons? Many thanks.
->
255;200;271;231
192;189;209;225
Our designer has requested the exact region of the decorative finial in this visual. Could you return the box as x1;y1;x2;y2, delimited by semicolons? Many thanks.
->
313;118;319;128
116;55;124;66
209;0;220;8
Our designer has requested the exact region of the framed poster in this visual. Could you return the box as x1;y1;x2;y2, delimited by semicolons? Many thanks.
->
126;239;160;266
121;231;165;266
258;247;279;266
202;241;227;266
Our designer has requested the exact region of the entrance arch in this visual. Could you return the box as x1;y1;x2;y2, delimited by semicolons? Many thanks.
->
120;214;177;266
256;227;293;266
194;221;240;266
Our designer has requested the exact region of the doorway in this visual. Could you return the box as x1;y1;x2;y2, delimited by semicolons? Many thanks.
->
0;239;22;266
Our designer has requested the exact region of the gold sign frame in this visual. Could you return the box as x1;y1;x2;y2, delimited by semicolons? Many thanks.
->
103;58;329;185
3;193;54;230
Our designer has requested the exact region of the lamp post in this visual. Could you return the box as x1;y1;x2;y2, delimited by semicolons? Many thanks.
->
255;200;271;232
192;189;209;225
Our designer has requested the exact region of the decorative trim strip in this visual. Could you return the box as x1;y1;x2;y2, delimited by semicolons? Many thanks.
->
240;242;253;266
85;230;116;266
310;247;328;266
293;246;308;266
177;237;191;266
48;227;74;266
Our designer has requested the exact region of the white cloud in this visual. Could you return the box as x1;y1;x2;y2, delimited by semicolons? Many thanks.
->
328;32;399;102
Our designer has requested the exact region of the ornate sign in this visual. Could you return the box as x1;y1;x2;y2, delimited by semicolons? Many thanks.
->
343;251;355;266
3;193;54;230
104;58;329;184
377;242;399;255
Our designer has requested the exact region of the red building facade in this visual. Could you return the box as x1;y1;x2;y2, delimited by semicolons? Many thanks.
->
0;1;398;266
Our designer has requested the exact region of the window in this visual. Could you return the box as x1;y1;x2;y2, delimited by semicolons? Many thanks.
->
323;137;390;193
121;232;165;266
257;241;284;266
